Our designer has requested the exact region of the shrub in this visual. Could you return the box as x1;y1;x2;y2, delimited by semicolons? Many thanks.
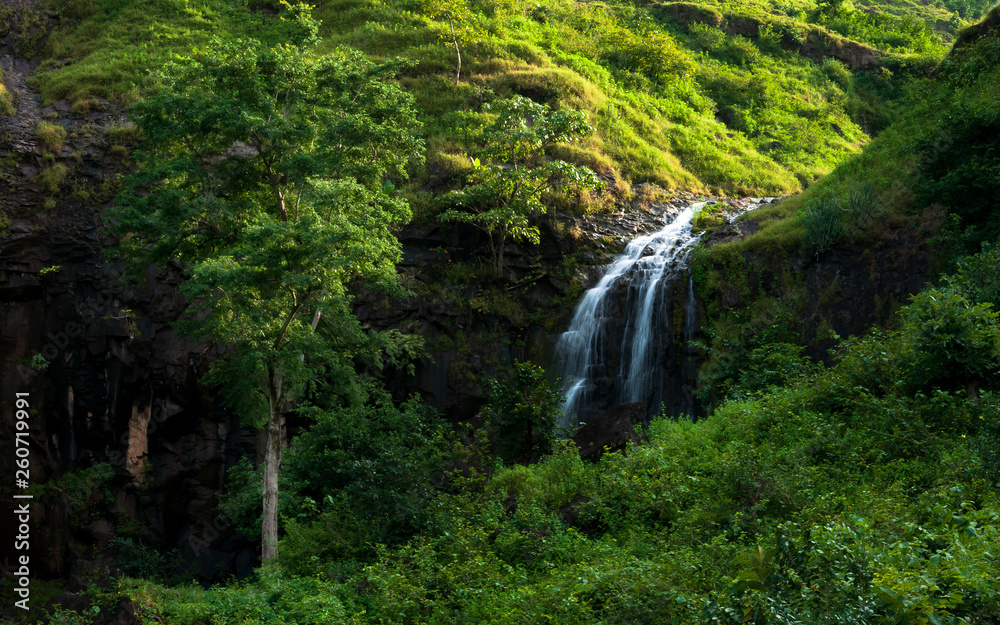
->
277;397;446;573
36;120;67;153
803;194;844;251
733;342;818;396
838;177;881;229
485;362;562;464
899;287;1000;396
38;162;68;194
948;242;1000;308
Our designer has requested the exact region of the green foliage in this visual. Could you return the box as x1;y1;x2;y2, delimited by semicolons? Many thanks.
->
279;397;446;574
110;31;423;417
33;0;927;196
914;33;1000;250
947;242;1000;308
217;457;266;543
837;176;882;229
108;538;189;584
108;8;425;560
972;392;1000;483
420;0;481;84
36;120;67;153
818;5;943;53
691;201;726;234
733;342;819;396
485;362;562;464
124;281;1000;622
439;95;600;275
600;12;694;87
803;193;845;251
38;162;68;195
899;287;1000;395
56;462;116;516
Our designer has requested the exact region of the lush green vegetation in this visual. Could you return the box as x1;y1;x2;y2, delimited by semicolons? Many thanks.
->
30;0;968;196
54;242;1000;623
690;7;1000;405
8;0;1000;622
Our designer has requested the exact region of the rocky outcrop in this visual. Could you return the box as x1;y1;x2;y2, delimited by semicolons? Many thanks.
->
0;4;256;582
654;2;884;70
696;200;936;365
573;402;646;461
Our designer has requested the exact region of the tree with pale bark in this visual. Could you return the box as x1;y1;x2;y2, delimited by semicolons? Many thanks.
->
109;6;423;562
422;0;480;85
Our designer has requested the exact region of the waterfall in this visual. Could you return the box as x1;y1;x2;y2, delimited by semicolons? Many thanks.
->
556;203;705;424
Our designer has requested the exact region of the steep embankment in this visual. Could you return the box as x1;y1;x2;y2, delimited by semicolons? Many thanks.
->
13;0;962;197
691;4;1000;405
0;1;258;586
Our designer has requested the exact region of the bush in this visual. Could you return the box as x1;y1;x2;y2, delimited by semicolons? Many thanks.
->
277;397;446;574
803;194;844;251
485;362;562;464
948;242;1000;308
36;120;67;153
38;162;68;194
899;287;1000;396
837;177;881;229
733;342;818;396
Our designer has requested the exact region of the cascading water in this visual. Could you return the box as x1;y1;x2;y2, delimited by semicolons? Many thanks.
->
556;203;705;425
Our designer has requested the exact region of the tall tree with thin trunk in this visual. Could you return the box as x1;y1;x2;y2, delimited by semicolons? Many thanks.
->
108;6;423;562
439;96;600;277
422;0;479;85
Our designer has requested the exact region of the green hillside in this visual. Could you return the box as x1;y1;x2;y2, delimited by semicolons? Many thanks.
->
2;0;999;623
21;0;975;197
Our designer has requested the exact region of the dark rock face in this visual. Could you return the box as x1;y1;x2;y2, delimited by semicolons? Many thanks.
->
0;175;258;581
698;202;935;365
0;5;256;581
572;402;645;461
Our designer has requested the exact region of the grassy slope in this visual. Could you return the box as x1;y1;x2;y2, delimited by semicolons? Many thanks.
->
690;4;1000;405
29;0;964;198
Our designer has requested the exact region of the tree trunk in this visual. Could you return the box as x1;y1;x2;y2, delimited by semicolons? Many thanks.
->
448;15;461;85
495;227;506;280
261;366;284;562
968;379;980;404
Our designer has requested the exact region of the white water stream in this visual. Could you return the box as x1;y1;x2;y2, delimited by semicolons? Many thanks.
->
555;203;705;423
556;199;770;424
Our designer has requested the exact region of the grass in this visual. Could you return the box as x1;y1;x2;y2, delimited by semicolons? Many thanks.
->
0;67;15;116
37;162;67;195
689;16;1000;405
26;0;959;196
36;120;67;153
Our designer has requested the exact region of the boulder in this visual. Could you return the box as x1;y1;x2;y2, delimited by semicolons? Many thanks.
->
573;402;645;461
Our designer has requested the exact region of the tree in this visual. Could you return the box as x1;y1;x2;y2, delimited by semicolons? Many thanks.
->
485;362;562;464
900;287;1000;400
439;95;600;277
108;7;423;562
421;0;480;85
